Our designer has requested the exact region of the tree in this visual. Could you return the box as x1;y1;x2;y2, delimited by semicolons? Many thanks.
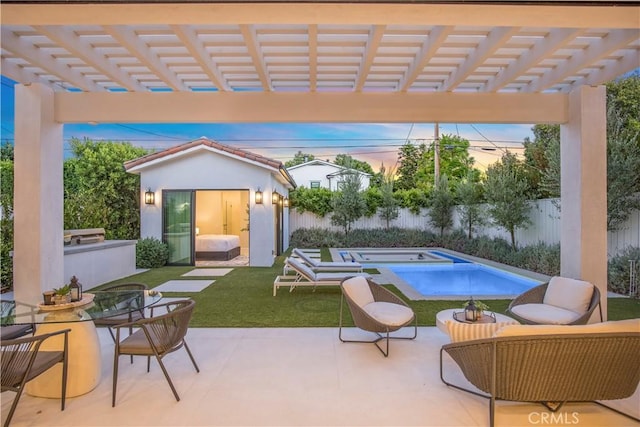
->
484;152;531;249
0;159;14;288
428;174;454;237
606;106;640;230
284;151;315;167
334;154;374;175
523;124;560;198
418;134;478;190
395;142;427;190
330;171;366;234
456;172;485;239
0;142;14;161
64;138;148;240
378;165;399;229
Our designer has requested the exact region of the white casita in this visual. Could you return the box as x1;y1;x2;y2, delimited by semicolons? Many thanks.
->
125;138;296;267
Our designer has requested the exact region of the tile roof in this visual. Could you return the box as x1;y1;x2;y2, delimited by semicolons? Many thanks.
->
124;137;296;187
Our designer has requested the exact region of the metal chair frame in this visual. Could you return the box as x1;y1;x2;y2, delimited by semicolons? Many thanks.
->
1;329;70;427
339;278;417;357
112;299;199;407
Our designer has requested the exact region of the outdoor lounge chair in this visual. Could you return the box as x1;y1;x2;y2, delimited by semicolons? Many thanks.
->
273;257;370;296
507;277;602;325
339;276;417;357
440;319;640;427
291;248;363;272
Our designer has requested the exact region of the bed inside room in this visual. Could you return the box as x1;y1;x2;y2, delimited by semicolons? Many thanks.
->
195;190;249;264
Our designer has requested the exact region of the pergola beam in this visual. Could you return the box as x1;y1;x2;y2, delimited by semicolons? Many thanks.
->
54;91;567;124
2;3;638;29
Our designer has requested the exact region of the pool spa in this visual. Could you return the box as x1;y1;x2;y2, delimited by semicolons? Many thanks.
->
338;248;544;299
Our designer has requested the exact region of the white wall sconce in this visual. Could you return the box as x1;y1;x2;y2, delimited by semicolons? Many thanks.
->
144;188;155;205
255;188;263;204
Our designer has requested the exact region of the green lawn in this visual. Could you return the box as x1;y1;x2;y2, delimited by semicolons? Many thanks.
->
97;255;640;327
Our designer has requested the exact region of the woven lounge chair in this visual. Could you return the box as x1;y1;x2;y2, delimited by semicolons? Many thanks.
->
291;248;363;272
339;276;417;357
440;320;640;427
273;257;370;296
507;277;602;325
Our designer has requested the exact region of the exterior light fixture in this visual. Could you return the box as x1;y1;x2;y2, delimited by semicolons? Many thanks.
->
255;188;263;204
283;197;289;208
144;188;155;205
272;191;279;204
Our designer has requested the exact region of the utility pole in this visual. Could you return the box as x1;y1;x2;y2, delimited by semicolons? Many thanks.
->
434;122;440;184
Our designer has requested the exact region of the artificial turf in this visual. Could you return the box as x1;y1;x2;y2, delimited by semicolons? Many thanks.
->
97;254;640;328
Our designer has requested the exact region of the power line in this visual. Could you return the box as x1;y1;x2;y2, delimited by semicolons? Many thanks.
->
113;124;184;140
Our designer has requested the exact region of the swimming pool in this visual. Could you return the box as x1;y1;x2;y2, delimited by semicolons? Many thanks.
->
382;263;540;297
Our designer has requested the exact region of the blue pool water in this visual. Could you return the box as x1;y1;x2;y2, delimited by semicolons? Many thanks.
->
385;263;539;296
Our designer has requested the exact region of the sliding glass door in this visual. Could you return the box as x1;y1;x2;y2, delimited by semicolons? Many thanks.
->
162;190;194;265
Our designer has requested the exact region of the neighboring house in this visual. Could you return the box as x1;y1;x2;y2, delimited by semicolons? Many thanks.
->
124;138;296;267
287;159;371;191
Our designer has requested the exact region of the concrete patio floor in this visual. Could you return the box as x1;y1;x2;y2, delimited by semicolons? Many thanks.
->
2;327;639;427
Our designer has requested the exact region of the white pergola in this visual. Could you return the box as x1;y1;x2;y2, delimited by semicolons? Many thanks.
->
2;1;639;316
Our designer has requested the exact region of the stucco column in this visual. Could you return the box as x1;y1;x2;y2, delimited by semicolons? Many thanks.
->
13;83;64;303
560;85;607;321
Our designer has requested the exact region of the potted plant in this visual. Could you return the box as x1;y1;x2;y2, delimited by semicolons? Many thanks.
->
52;284;72;305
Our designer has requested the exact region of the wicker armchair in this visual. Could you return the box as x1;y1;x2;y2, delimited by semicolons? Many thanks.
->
440;329;640;427
112;299;199;406
1;329;70;427
507;279;602;325
339;276;417;357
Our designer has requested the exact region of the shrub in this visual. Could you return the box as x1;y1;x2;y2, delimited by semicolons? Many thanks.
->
136;237;169;268
608;247;640;296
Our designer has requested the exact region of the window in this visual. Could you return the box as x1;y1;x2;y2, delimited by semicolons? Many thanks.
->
336;181;345;190
310;181;321;189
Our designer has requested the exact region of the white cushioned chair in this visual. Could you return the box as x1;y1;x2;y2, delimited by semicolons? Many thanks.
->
507;277;602;325
339;276;417;357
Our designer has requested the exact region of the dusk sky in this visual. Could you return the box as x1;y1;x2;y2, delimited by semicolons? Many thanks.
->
1;76;533;171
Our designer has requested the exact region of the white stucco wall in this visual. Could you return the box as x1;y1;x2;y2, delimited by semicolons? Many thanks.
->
138;149;290;266
288;162;370;190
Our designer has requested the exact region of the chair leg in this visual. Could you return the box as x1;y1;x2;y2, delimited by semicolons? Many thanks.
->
4;385;26;427
154;354;180;402
61;339;68;411
183;340;200;373
112;352;120;407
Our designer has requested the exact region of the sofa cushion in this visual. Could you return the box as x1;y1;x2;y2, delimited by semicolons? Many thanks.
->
363;302;414;327
511;303;581;324
494;318;640;337
446;320;517;343
342;276;374;307
543;276;594;314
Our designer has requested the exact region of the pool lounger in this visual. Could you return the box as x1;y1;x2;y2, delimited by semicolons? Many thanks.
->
290;248;363;273
274;257;370;296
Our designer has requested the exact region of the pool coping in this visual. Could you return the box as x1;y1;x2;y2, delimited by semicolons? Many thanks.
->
329;247;550;301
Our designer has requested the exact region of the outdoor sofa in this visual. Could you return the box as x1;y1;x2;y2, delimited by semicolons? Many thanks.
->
440;318;640;427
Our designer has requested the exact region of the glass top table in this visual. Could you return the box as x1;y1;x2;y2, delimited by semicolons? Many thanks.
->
1;290;162;325
0;289;163;399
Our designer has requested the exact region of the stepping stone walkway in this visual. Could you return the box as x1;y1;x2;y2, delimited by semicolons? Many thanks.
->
154;280;214;293
182;268;233;277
